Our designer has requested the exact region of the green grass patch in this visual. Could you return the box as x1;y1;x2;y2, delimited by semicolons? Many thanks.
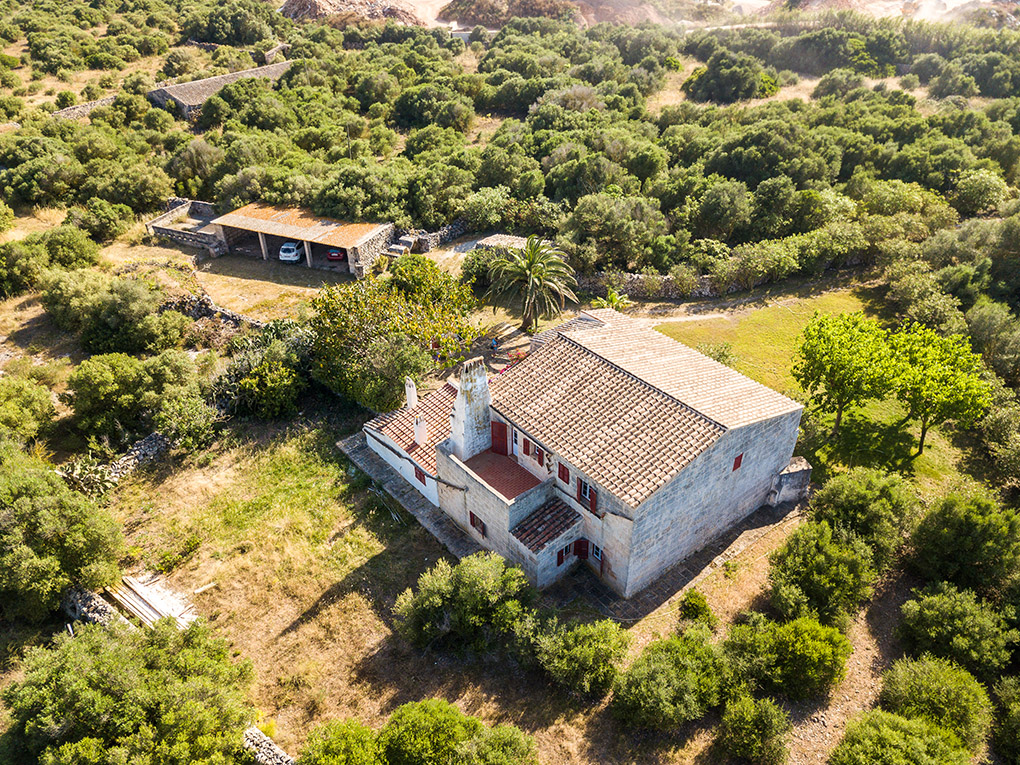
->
655;286;981;496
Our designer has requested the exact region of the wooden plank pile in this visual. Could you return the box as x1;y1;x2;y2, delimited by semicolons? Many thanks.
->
106;576;196;630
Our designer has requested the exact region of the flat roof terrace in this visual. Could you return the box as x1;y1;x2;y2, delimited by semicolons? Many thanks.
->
464;450;542;501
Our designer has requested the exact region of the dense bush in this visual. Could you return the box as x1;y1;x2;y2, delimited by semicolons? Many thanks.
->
2;620;253;764
63;350;197;447
64;198;133;242
899;583;1018;681
683;49;778;103
299;720;379;765
879;656;991;750
376;699;538;765
0;226;101;297
828;711;969;765
535;618;629;696
768;521;876;624
910;492;1020;597
0;441;122;621
0;375;54;442
612;630;724;730
389;253;475;312
718;695;791;765
724;614;853;700
677;588;719;631
393;552;535;650
810;468;920;569
994;677;1020;765
154;390;219;451
217;320;313;419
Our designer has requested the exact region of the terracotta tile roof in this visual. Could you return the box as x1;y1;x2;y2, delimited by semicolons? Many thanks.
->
490;338;726;507
364;383;456;475
464;450;542;500
563;322;801;429
211;202;389;249
512;499;581;553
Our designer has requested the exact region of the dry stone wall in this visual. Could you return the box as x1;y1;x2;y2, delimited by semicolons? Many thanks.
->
243;727;295;765
62;586;119;626
108;433;171;482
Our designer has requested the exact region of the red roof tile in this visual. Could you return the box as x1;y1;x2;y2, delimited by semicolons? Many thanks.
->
464;450;542;500
364;383;456;475
512;499;581;553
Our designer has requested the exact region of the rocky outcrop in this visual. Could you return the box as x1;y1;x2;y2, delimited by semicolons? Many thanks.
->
242;727;295;765
280;0;424;23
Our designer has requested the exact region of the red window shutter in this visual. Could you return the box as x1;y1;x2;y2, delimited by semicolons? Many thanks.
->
523;439;531;456
414;467;426;484
557;548;564;566
491;421;508;455
480;519;486;537
573;539;589;559
589;489;598;514
537;448;544;466
469;511;477;527
576;478;582;502
558;464;569;483
733;453;743;471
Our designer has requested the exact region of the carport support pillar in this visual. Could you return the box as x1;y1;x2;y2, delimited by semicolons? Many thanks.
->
257;232;268;260
303;240;313;268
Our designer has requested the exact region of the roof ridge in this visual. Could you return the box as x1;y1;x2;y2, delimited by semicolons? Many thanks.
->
554;330;728;433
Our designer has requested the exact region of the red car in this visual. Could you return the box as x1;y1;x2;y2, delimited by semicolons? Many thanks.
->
326;249;347;262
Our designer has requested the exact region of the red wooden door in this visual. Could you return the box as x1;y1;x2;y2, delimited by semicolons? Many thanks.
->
491;421;509;455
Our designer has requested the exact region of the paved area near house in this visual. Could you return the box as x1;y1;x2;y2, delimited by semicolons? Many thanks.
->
338;432;482;559
542;501;804;621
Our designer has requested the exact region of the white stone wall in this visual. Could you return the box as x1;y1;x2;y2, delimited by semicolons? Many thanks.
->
365;430;439;505
624;409;802;597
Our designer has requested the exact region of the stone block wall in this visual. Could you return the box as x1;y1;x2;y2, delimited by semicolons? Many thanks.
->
62;587;119;626
773;456;812;505
625;409;802;597
350;223;396;277
242;727;294;765
532;518;583;588
52;96;116;120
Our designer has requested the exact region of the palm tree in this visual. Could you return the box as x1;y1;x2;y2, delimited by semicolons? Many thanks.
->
591;287;632;312
485;236;578;332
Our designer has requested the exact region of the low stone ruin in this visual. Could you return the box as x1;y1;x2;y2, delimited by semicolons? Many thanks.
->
160;293;264;330
62;586;119;626
108;432;171;483
243;727;295;765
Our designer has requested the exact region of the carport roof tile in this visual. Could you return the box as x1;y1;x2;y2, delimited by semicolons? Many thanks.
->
211;203;389;249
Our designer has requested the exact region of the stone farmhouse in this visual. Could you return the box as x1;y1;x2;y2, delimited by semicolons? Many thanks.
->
364;310;811;598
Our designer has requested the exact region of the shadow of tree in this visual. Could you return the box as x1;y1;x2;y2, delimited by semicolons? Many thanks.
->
798;410;918;485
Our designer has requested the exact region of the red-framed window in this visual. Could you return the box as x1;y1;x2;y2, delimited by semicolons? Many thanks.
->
556;542;572;566
536;448;544;466
558;463;569;483
733;453;743;471
414;466;426;484
523;438;531;456
469;511;487;537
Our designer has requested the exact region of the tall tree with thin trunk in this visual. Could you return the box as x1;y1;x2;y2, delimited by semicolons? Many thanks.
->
792;312;895;435
891;323;990;454
485;236;577;333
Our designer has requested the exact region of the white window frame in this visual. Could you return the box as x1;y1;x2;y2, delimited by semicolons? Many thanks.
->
512;429;519;456
561;543;572;559
591;544;602;561
580;479;592;501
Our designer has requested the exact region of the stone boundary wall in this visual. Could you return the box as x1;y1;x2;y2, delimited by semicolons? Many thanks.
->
575;271;722;300
352;223;396;276
263;42;291;64
243;727;295;765
52;96;116;120
400;218;468;253
109;432;171;482
161;293;265;330
146;199;226;255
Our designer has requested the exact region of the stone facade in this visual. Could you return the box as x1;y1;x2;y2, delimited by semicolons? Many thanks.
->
350;222;396;277
449;359;491;461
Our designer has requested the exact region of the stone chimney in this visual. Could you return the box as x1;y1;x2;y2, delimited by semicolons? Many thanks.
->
449;358;491;461
413;415;428;445
405;377;418;409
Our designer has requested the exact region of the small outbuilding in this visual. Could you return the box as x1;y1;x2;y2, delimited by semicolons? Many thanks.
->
148;61;292;120
209;202;395;276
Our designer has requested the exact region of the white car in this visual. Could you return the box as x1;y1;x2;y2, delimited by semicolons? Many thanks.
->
279;241;302;262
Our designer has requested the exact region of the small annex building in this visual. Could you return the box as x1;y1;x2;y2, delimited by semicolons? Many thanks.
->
148;61;292;120
209;202;395;276
363;310;812;598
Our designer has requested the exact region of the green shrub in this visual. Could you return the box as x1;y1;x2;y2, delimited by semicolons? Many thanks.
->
718;695;791;765
389;252;474;311
612;630;724;730
879;656;991;751
0;200;12;233
828;711;968;765
454;724;539;765
993;677;1020;765
378;699;484;765
768;521;876;624
154;391;219;452
0;375;55;442
64;198;133;242
810;468;920;569
460;247;499;292
678;588;719;631
911;492;1020;598
236;359;306;419
0;226;101;297
0;441;122;621
63;350;197;447
392;552;535;650
535;618;629;696
2;620;253;763
899;583;1018;681
769;617;853;700
298;720;379;765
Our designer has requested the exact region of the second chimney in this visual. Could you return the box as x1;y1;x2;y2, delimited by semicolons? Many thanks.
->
413;415;428;445
405;377;419;409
